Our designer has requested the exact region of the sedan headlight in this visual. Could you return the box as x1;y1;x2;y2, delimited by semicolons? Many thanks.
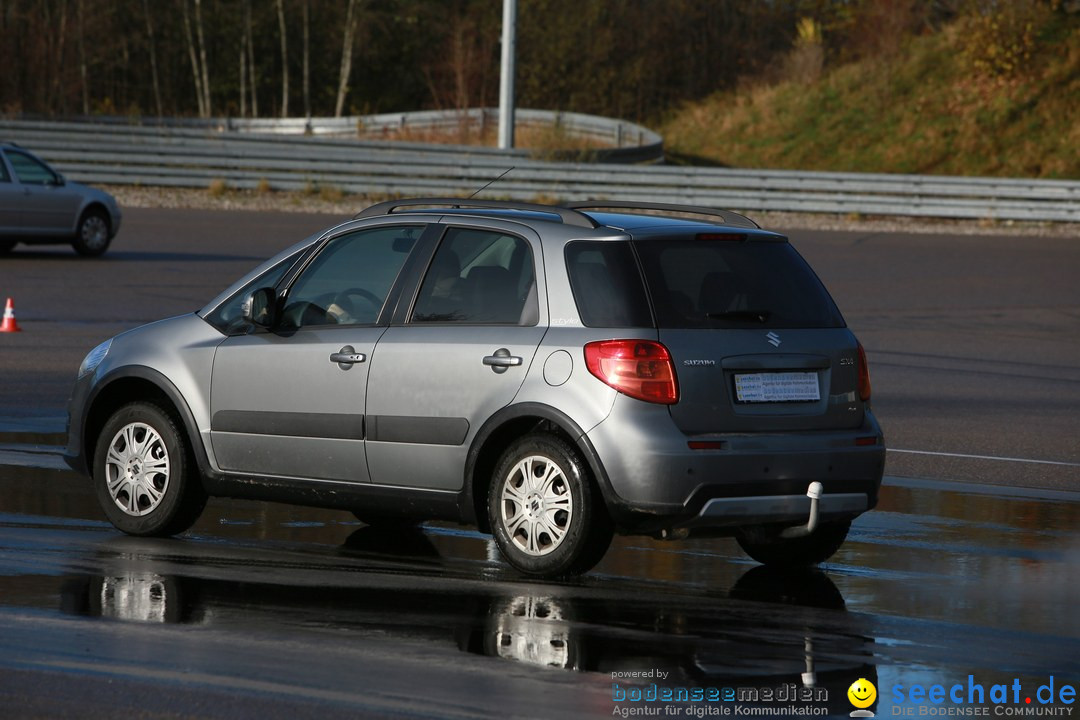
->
78;339;112;378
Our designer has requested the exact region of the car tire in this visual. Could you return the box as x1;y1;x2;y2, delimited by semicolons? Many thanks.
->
488;434;613;577
93;401;207;537
0;240;15;255
736;520;851;567
72;208;111;257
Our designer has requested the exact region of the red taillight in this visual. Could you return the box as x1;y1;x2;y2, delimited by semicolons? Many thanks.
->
584;340;679;405
857;341;872;402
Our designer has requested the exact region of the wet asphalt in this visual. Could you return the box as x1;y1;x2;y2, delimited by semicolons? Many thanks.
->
0;462;1077;718
1;208;1078;718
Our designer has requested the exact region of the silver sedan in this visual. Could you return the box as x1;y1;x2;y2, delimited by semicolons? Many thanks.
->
0;142;122;257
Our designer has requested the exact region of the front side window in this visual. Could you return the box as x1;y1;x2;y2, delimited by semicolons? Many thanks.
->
202;249;304;335
411;227;538;325
7;151;57;185
281;225;421;328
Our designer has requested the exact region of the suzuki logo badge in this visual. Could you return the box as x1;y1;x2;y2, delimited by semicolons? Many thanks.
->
766;332;781;348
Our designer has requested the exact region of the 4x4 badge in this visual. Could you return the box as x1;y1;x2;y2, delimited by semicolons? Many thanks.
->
766;332;781;348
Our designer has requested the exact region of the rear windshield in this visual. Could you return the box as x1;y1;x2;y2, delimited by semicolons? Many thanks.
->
634;237;845;329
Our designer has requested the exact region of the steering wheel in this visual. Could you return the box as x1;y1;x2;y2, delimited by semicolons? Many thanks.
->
333;287;383;323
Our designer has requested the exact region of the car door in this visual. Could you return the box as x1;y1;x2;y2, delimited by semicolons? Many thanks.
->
209;223;426;482
5;149;80;234
0;151;23;232
365;223;546;491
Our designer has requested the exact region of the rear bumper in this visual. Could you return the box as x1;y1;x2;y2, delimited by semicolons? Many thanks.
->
584;398;885;534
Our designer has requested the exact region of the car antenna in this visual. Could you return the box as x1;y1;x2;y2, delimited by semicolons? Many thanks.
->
468;167;515;199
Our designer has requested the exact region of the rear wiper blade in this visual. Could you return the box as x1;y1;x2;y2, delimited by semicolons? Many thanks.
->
705;310;772;323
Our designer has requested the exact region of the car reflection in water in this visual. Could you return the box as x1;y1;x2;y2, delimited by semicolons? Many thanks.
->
59;526;877;716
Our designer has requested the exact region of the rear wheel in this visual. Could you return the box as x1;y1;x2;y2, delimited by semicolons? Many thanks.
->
736;520;851;567
0;240;15;255
488;434;613;577
73;208;111;256
93;401;207;536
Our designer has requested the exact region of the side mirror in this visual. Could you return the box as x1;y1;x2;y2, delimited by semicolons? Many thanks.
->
241;287;277;329
55;174;66;186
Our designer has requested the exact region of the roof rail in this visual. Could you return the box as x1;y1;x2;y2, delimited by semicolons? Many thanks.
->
354;198;598;229
564;200;760;229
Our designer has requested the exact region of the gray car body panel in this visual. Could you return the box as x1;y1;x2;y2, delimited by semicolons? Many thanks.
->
66;313;223;476
67;202;885;540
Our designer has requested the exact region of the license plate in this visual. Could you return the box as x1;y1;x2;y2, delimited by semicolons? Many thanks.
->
734;372;820;403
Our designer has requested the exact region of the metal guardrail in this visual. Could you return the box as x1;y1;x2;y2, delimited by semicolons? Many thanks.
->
2;119;1077;222
17;109;665;164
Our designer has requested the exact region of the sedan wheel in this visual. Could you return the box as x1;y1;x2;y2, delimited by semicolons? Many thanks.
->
73;210;111;256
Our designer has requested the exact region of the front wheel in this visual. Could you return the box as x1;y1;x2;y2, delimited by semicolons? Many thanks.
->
0;240;16;255
73;209;111;256
736;520;851;567
488;434;613;577
92;401;207;536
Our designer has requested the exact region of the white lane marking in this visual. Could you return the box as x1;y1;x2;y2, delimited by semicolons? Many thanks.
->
889;448;1080;468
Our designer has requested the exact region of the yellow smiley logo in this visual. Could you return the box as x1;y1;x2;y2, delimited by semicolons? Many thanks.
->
848;678;877;709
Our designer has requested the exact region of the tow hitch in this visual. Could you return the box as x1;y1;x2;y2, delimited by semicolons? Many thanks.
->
780;482;824;539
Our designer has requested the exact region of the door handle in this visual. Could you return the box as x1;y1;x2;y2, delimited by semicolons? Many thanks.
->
483;348;522;374
330;345;366;369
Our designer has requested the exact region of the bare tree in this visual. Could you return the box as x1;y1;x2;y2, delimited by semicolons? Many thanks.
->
245;0;258;117
335;0;359;118
181;0;206;117
45;0;70;114
302;0;310;119
142;0;163;117
194;0;211;116
77;0;88;115
276;0;288;117
240;24;248;117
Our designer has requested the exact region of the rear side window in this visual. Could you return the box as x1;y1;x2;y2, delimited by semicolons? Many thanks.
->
633;237;844;329
565;241;652;328
411;227;538;325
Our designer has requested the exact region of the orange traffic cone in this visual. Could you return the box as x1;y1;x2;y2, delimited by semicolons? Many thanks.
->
1;297;22;332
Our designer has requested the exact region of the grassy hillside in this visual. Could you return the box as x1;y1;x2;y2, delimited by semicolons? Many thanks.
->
662;11;1080;179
